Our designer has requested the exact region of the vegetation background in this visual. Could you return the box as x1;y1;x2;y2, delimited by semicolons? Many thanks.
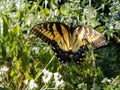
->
0;0;120;89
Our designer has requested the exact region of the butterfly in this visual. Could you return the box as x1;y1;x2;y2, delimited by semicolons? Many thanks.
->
31;22;107;64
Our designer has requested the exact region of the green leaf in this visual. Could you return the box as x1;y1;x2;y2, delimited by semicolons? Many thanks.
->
17;10;24;22
2;15;9;37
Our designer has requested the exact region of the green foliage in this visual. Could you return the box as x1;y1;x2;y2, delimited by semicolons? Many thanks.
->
0;0;120;89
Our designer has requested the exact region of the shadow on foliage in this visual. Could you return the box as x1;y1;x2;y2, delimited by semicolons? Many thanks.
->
97;38;120;78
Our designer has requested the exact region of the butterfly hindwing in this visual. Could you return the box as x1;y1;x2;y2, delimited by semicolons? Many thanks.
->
71;25;107;52
83;26;107;48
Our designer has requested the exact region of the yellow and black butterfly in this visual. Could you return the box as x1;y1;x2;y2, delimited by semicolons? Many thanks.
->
31;22;107;64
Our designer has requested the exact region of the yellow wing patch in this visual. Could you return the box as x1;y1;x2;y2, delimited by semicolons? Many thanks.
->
31;22;71;51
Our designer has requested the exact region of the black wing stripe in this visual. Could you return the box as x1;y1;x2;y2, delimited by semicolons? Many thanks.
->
72;26;84;47
31;26;52;44
49;23;55;37
54;23;69;49
72;28;79;47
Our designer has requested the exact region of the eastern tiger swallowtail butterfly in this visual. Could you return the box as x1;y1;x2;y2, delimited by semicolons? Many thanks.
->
31;22;107;64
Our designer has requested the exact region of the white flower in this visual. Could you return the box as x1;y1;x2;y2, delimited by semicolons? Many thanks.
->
55;79;65;88
23;79;28;85
32;47;39;54
78;83;87;89
0;66;8;72
101;78;111;84
42;69;53;83
54;72;62;81
54;72;59;77
42;69;49;75
15;1;25;10
0;66;9;75
28;80;38;89
54;72;65;88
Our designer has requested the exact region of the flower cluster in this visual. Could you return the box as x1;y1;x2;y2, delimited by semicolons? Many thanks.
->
101;78;111;84
54;72;65;88
23;79;38;89
42;69;65;88
0;66;9;75
42;69;53;83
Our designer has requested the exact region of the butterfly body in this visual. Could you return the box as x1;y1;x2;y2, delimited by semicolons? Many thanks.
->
31;22;107;64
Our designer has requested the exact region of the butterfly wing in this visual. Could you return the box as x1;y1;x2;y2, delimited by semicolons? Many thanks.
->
31;22;73;63
71;25;107;52
31;22;71;51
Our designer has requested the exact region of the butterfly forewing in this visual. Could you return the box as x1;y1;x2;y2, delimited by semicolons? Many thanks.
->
31;22;71;51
